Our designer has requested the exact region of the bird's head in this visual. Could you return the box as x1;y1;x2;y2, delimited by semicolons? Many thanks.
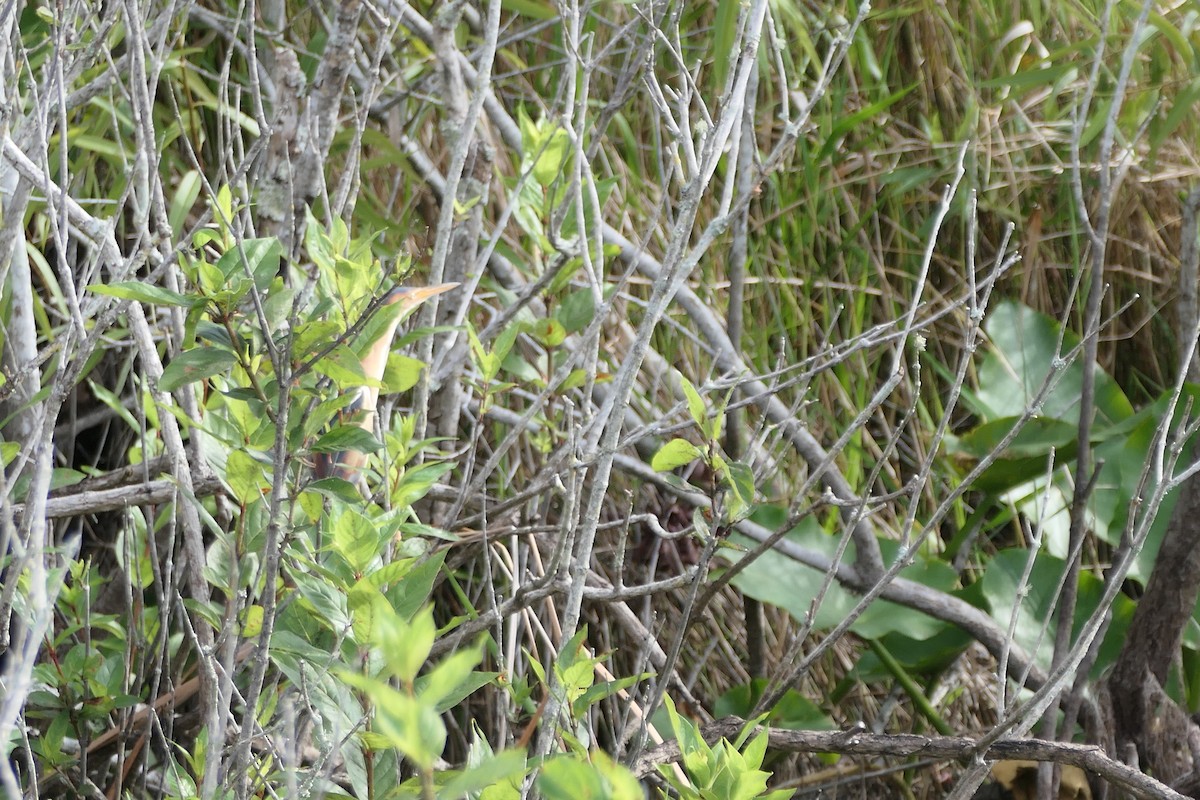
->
312;281;459;483
382;282;460;318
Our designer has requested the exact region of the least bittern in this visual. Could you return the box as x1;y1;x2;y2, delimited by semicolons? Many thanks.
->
313;283;457;482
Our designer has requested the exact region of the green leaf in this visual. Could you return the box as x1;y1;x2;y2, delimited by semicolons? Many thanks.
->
388;550;446;621
501;0;556;20
556;289;595;333
291;571;351;633
169;170;203;234
976;302;1133;427
714;679;835;731
726;519;958;641
418;646;482;708
493;321;521;365
679;374;706;430
50;468;85;491
293;319;344;358
651;438;702;472
721;460;756;523
381;354;427;393
381;605;436;683
589;751;643;800
89;280;196;308
363;558;417;591
159;347;238;392
441;750;528;799
342;671;443;770
980;548;1136;678
532;124;572;186
225;450;266;505
575;674;643;715
316;345;369;388
332;510;384;573
467;323;501;382
392;462;454;508
241;237;283;291
541;752;641;800
311;425;383;456
560;368;591;392
709;0;740;91
347;579;393;647
538;757;606;800
556;628;596;709
528;317;566;347
663;694;713;785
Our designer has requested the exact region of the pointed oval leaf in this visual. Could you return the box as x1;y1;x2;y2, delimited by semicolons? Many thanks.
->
651;438;702;472
89;281;196;308
159;347;237;392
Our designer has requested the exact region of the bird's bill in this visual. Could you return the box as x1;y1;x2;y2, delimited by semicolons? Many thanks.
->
387;282;460;312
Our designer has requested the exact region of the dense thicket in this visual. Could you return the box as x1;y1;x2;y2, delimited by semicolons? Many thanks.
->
2;1;1200;798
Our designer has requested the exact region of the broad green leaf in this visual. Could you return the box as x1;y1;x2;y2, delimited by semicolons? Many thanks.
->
381;354;426;393
311;425;382;456
392;462;454;509
726;519;957;640
290;571;351;633
528;317;566;347
538;757;607;800
89;281;196;308
950;415;1079;461
560;368;591;392
493;321;521;365
945;416;1079;495
663;695;713;784
589;751;642;800
352;294;406;355
292;320;344;358
501;352;540;385
49;468;85;491
381;605;435;683
467;323;500;381
341;672;442;770
980;548;1136;678
213;184;235;241
225;449;266;505
333;509;383;573
556;288;595;333
714;679;835;731
556;628;596;707
651;438;702;472
975;302;1133;427
532;124;571;186
364;558;417;592
159;347;237;392
347;579;393;647
241;604;263;637
242;237;284;291
388;550;446;621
